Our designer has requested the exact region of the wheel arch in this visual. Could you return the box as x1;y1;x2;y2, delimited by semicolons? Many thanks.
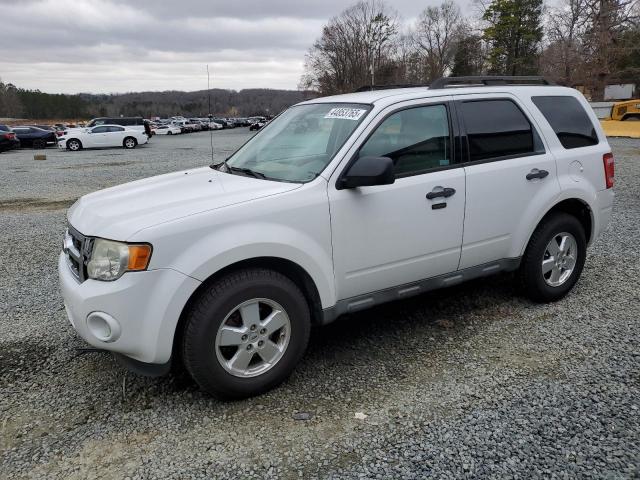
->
66;138;82;149
520;197;594;257
172;256;324;362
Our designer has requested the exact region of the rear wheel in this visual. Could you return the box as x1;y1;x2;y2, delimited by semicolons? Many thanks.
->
519;212;586;303
123;137;137;149
182;268;311;399
67;139;82;151
167;131;173;135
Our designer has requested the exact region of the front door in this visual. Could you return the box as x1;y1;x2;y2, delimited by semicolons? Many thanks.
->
329;101;466;300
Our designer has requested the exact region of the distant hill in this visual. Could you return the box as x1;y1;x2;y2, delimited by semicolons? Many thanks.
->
0;81;317;120
79;88;317;118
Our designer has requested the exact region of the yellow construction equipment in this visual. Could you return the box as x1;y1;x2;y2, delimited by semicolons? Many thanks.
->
600;99;640;138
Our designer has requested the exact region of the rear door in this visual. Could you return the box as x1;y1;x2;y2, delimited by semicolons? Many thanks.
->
455;93;560;269
106;126;126;146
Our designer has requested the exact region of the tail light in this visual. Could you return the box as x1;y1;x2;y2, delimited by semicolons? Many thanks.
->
3;133;15;140
603;152;614;189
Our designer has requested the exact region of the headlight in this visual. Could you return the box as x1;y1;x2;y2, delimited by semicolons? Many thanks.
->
87;238;152;281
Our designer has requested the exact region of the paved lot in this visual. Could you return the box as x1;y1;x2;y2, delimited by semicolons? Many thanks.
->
1;133;639;479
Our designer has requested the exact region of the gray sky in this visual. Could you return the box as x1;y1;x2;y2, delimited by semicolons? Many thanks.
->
0;0;471;94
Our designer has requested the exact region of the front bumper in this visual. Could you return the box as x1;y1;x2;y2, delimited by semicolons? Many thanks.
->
58;252;201;364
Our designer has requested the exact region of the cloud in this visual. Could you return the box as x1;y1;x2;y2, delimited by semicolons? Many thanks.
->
0;0;467;94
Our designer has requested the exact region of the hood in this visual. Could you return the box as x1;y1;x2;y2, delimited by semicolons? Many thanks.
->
68;167;300;240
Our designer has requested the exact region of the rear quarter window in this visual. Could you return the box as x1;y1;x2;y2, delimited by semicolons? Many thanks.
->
531;96;598;149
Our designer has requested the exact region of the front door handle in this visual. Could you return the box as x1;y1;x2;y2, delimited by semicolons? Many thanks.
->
426;187;456;200
526;169;549;180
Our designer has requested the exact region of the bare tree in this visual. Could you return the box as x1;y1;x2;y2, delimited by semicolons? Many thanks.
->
581;0;639;100
301;0;400;94
541;0;588;85
414;1;462;81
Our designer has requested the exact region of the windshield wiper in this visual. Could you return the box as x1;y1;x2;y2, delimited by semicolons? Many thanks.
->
228;166;267;179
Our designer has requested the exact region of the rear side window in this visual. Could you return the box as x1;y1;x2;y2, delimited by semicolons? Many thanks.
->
532;96;599;149
107;126;124;132
459;99;543;162
92;126;109;133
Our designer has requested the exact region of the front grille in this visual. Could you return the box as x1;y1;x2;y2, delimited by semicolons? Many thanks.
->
64;226;92;282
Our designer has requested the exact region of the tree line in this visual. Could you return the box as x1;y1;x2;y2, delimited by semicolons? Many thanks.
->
300;0;639;101
0;82;311;120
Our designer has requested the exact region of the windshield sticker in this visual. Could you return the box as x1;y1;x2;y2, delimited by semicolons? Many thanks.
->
324;108;367;121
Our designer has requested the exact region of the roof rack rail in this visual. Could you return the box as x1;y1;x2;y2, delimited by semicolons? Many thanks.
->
429;76;556;89
355;84;429;92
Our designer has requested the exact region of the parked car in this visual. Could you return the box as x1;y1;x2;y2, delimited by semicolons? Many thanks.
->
0;131;20;152
0;124;11;132
11;126;57;148
58;124;148;150
154;125;181;135
59;76;614;399
249;120;267;131
69;117;152;137
208;121;223;130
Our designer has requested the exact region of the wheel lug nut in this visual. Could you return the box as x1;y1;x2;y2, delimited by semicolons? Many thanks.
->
250;325;257;331
258;340;264;347
246;344;252;350
241;334;248;341
259;328;266;335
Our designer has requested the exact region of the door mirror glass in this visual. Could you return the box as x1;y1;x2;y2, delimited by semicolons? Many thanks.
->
337;156;395;189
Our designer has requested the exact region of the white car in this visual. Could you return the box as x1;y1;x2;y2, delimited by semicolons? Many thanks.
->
59;76;614;399
209;122;223;130
58;125;149;151
154;125;181;135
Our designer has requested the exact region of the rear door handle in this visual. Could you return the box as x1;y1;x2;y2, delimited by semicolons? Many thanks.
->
426;187;456;200
526;169;549;180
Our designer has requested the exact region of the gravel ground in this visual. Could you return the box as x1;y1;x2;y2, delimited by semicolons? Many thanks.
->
0;133;638;479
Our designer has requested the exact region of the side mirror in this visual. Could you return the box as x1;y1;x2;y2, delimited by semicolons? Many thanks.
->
337;156;395;190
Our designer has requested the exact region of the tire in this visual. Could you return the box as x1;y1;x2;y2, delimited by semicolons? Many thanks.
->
167;131;172;135
67;139;82;151
182;268;311;399
123;137;137;149
518;212;586;303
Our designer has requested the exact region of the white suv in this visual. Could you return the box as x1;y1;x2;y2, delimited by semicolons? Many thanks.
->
59;77;615;398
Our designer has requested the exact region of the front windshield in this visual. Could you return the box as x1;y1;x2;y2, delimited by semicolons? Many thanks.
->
225;103;371;182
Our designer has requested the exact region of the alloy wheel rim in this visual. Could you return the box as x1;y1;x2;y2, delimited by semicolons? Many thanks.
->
69;141;79;150
214;298;291;378
542;232;578;287
125;139;135;147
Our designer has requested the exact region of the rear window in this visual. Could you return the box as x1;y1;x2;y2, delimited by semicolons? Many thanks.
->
531;96;598;149
458;99;544;162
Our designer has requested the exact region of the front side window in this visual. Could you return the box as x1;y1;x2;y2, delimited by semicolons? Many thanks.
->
359;104;450;177
92;126;109;133
532;96;599;149
459;99;544;162
226;103;371;182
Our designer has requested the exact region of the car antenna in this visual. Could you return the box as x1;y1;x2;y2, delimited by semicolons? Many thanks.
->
208;65;229;172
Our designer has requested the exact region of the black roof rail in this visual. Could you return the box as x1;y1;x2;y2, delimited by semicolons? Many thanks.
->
429;76;556;89
355;84;429;92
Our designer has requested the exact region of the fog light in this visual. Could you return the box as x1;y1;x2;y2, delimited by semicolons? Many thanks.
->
86;312;121;343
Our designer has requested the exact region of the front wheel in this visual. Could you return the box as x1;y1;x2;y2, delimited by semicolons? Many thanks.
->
67;139;82;151
518;212;586;303
182;269;311;399
123;137;137;149
167;131;172;135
